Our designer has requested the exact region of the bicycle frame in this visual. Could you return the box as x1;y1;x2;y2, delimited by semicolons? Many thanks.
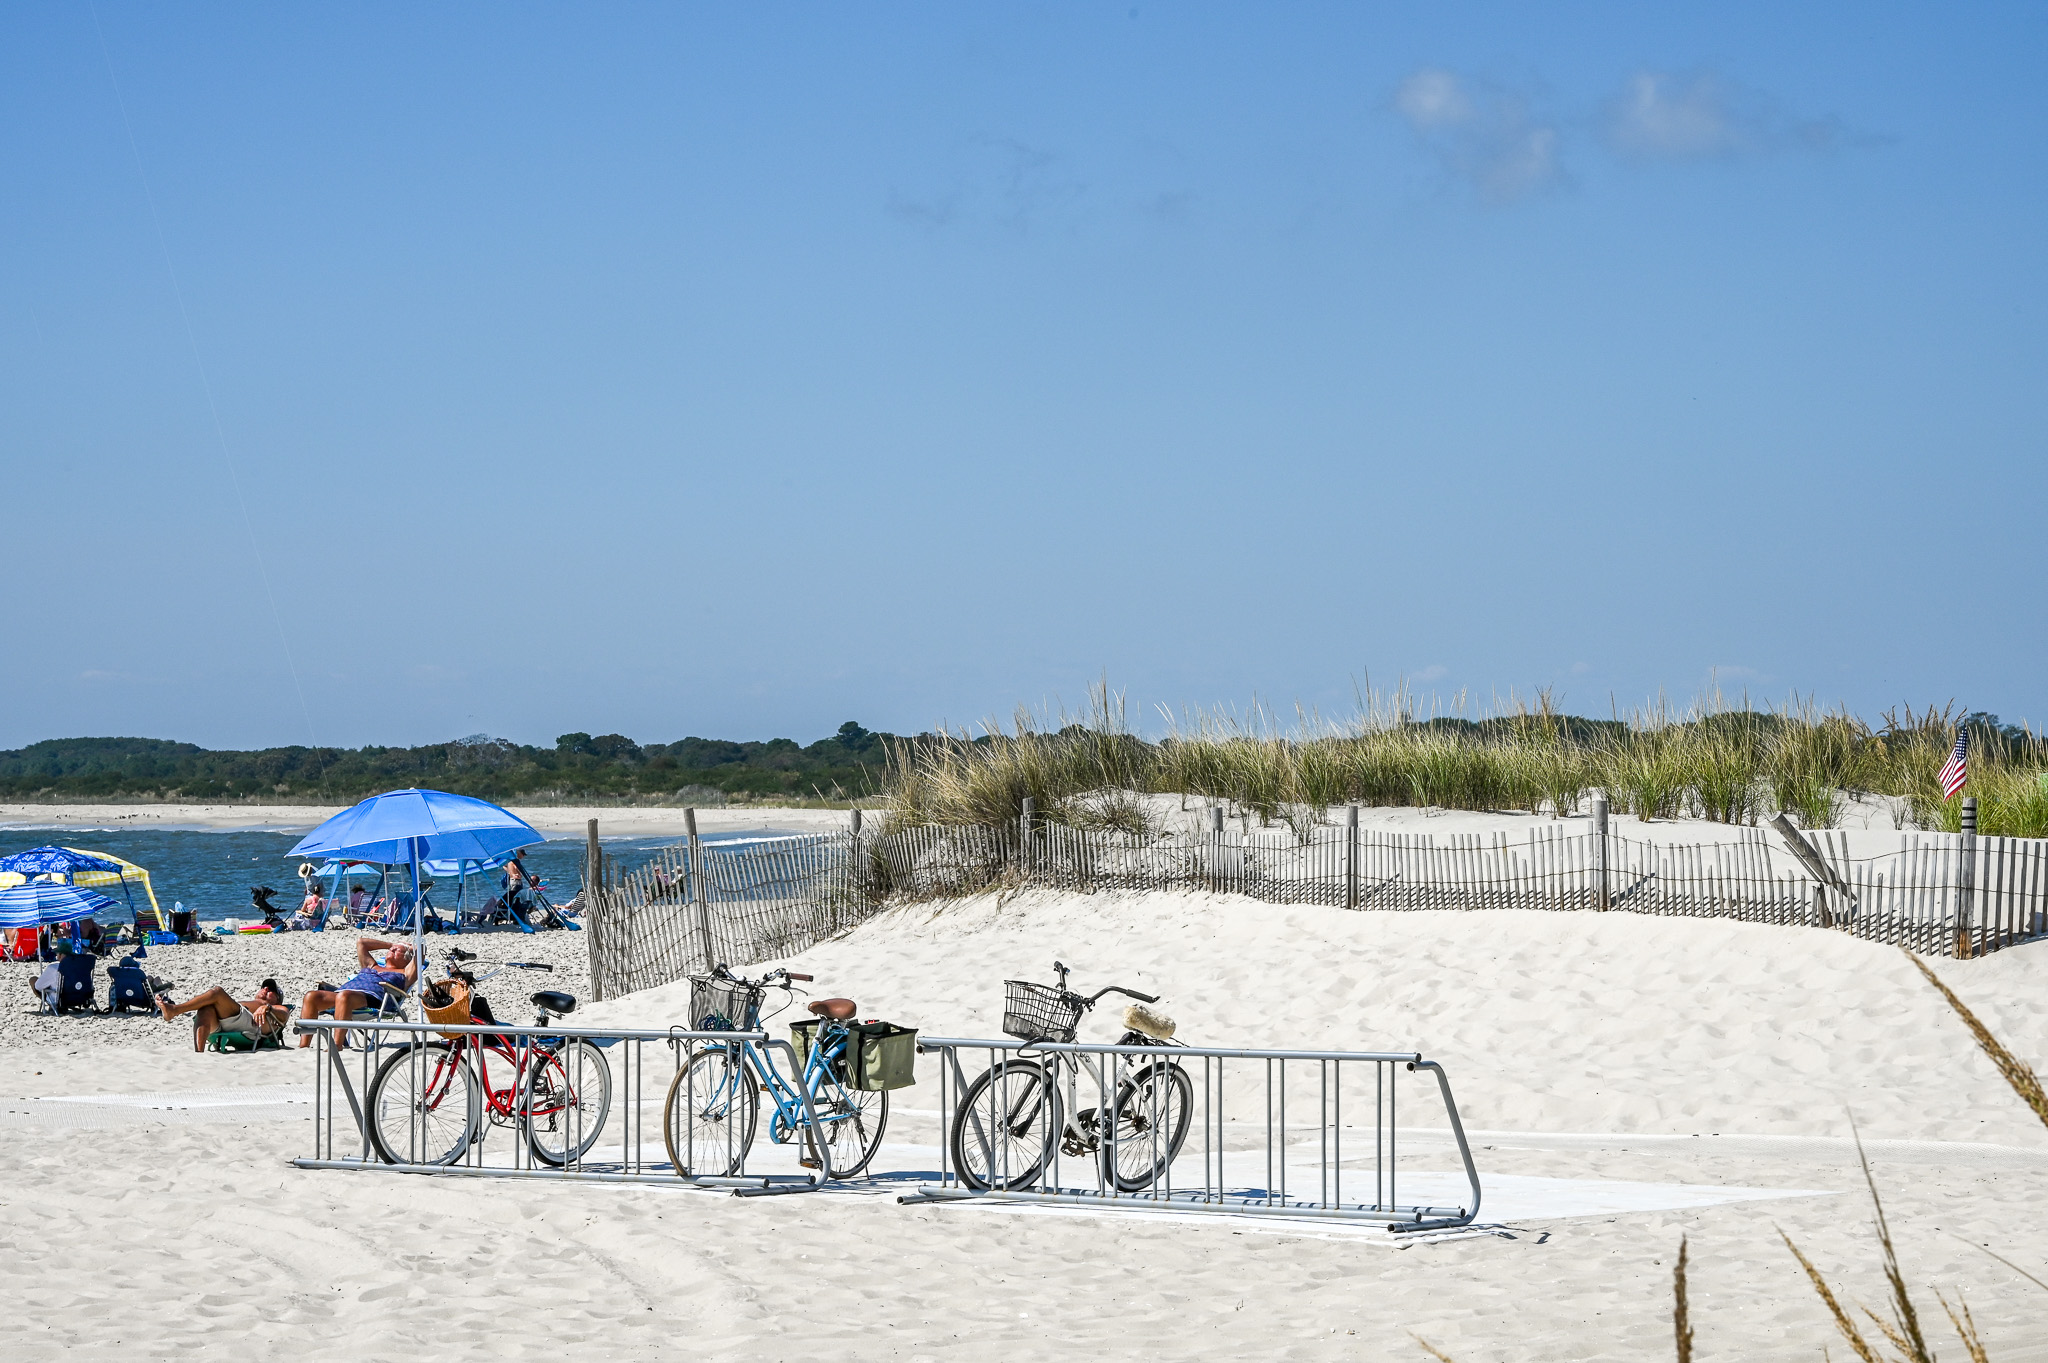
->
708;1019;863;1143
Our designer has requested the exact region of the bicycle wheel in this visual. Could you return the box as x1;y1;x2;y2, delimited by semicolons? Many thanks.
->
367;1041;481;1166
662;1046;758;1176
810;1077;889;1179
1102;1057;1193;1191
948;1057;1059;1192
522;1038;613;1167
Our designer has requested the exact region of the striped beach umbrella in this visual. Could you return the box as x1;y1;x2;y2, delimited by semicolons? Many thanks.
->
0;881;120;928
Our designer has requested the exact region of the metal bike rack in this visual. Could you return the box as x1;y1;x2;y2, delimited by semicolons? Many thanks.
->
293;1017;831;1194
902;1037;1482;1232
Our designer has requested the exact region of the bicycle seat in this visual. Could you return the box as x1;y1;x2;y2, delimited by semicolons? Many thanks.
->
531;990;577;1016
807;998;857;1020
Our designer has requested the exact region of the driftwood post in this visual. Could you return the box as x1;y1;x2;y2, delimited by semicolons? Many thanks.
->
1591;796;1610;911
584;818;604;1000
684;807;715;972
849;807;866;911
1345;804;1360;911
1958;796;1978;958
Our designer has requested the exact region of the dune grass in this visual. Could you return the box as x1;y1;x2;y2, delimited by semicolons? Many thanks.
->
885;686;2047;837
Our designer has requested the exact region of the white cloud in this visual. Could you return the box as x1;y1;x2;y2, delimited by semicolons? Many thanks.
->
1601;70;1868;162
1394;68;1472;130
1412;664;1449;683
1393;69;1565;204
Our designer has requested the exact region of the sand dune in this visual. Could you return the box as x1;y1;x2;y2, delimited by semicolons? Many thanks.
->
7;892;2048;1360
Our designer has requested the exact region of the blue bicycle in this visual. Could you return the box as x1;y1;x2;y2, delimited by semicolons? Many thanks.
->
660;964;889;1179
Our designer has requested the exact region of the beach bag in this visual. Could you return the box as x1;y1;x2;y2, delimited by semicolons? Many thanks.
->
422;980;473;1041
845;1021;918;1092
788;1018;848;1082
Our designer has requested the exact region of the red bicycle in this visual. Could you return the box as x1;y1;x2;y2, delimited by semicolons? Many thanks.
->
364;949;612;1167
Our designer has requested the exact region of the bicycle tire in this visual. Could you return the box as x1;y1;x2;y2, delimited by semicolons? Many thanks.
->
522;1038;613;1166
662;1046;758;1176
812;1078;890;1179
1102;1057;1193;1192
366;1041;481;1167
948;1057;1059;1192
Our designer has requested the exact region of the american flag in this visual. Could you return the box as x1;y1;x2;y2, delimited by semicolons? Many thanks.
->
1939;729;1969;800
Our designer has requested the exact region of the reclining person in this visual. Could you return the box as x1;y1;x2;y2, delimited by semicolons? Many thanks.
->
296;938;418;1048
157;979;288;1052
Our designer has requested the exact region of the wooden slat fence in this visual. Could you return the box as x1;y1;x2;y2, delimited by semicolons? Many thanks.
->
585;817;2048;999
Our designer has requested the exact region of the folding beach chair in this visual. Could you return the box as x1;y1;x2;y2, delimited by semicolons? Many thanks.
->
300;979;411;1049
206;1008;288;1053
105;956;160;1014
31;952;99;1014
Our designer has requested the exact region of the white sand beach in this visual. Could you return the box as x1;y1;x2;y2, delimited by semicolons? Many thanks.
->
6;885;2048;1360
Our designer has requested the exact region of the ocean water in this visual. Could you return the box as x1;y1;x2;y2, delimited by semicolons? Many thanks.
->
0;824;779;925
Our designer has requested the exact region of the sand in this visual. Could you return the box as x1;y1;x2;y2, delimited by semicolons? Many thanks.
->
7;888;2048;1360
0;926;590;1051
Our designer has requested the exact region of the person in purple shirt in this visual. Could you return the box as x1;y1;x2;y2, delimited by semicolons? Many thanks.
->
295;936;419;1048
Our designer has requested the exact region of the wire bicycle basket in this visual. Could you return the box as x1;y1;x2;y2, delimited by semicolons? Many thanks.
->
1002;980;1086;1044
689;975;763;1032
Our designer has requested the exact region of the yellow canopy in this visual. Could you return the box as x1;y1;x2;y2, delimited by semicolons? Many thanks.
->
0;848;164;929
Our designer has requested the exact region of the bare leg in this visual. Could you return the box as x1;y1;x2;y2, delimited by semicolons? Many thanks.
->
159;985;237;1022
332;991;364;1050
298;990;339;1048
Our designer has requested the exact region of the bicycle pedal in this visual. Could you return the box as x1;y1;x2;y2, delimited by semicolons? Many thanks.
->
798;1157;821;1169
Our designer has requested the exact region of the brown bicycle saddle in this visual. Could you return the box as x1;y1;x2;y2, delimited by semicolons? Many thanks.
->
807;998;857;1020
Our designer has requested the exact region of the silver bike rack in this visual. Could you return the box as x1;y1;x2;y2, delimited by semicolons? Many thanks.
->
293;1017;829;1195
903;1037;1482;1233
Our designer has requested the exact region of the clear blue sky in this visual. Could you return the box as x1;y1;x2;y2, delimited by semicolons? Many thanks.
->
4;3;2043;750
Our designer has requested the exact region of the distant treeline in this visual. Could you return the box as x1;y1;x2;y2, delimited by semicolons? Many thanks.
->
0;723;901;804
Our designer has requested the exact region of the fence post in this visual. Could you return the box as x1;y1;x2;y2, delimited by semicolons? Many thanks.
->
1211;805;1225;894
584;818;604;1000
1346;804;1360;911
849;807;866;912
1591;796;1609;911
1019;798;1035;882
1958;796;1978;958
685;807;715;972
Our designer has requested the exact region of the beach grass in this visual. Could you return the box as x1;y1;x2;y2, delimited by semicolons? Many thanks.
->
884;687;2048;836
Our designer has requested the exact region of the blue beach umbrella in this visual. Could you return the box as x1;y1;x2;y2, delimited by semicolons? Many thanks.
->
289;789;543;972
0;846;122;878
0;881;120;928
289;789;541;867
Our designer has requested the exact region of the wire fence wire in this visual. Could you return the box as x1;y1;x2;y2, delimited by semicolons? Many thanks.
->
587;816;2048;999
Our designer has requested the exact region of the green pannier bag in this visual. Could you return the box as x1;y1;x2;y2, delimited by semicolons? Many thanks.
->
845;1020;918;1092
788;1018;846;1081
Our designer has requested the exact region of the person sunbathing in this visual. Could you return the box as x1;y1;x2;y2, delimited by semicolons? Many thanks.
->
157;979;288;1053
295;938;418;1048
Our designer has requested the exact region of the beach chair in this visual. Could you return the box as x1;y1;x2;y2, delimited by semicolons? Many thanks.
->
105;957;160;1014
301;979;411;1049
31;953;99;1014
206;1009;288;1053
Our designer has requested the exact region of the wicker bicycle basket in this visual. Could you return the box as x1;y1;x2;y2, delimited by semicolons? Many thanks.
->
1002;980;1085;1044
688;976;763;1032
422;980;472;1041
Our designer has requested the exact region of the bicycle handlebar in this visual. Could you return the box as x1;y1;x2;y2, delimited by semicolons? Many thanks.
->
1087;984;1159;1006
